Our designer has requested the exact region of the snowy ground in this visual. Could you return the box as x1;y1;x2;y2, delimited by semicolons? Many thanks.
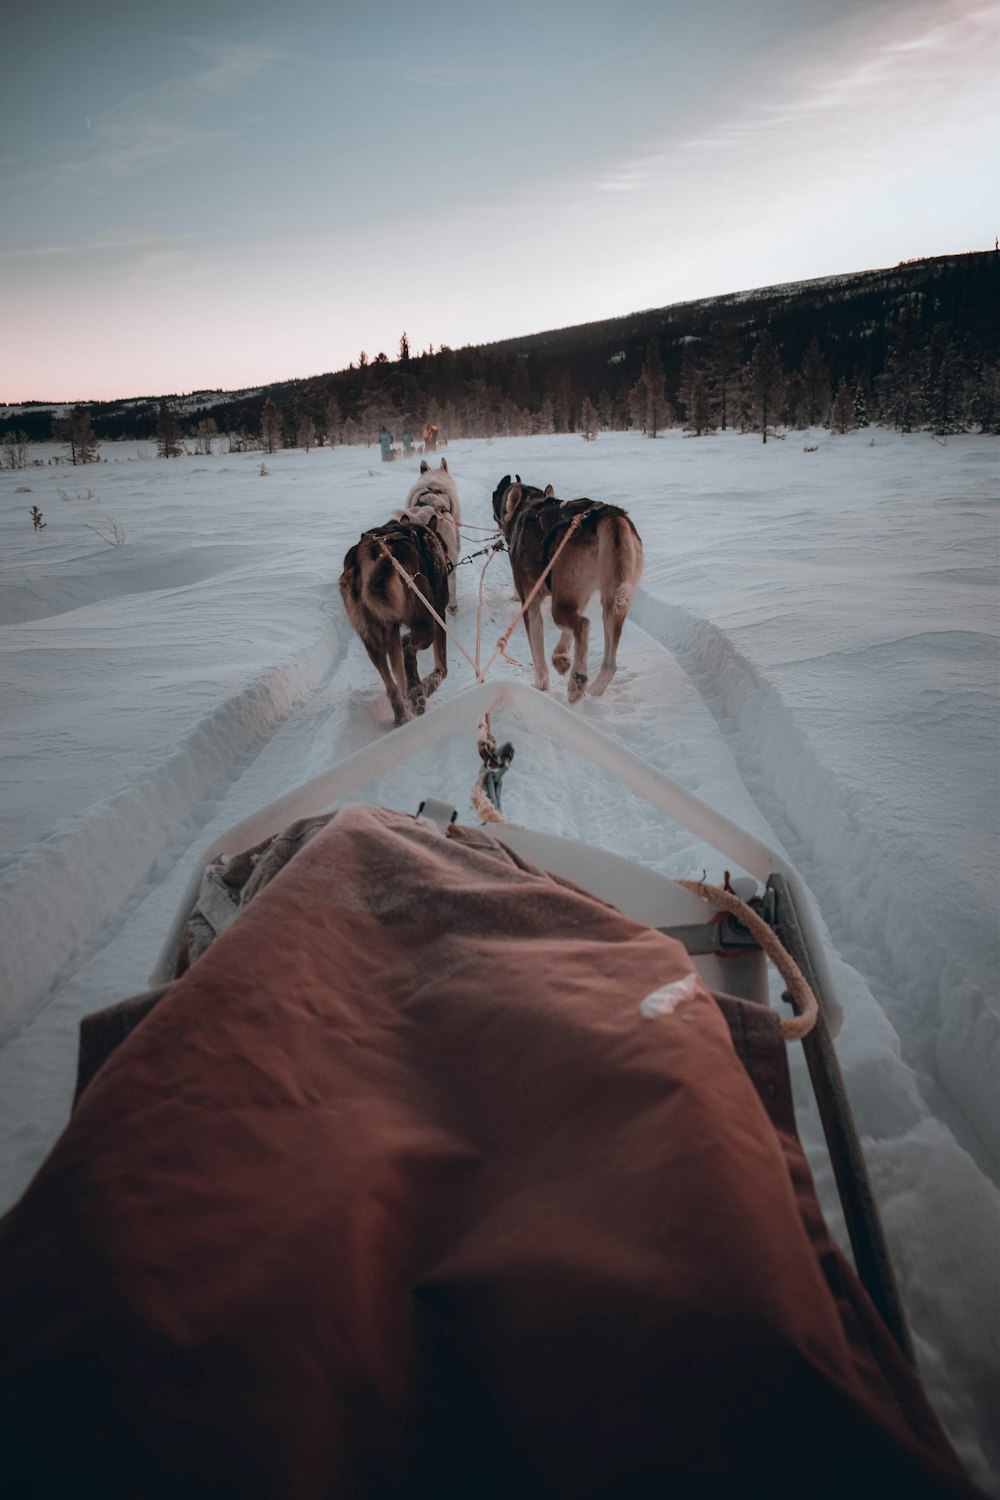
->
1;430;997;1491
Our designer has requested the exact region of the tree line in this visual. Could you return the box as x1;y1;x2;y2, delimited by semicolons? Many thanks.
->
3;252;997;463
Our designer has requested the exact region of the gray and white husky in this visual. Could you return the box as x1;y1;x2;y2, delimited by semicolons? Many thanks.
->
397;458;462;612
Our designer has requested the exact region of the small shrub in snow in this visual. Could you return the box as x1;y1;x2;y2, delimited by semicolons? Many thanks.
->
30;506;46;531
86;517;126;547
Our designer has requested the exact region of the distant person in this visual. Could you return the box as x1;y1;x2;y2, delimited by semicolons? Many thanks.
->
402;432;413;454
423;423;437;453
379;426;393;463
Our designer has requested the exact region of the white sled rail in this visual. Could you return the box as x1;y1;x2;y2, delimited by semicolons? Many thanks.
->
151;681;842;1035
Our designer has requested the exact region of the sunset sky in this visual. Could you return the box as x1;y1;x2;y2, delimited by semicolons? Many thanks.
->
2;0;995;403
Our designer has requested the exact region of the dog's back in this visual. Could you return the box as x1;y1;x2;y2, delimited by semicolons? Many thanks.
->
340;517;450;638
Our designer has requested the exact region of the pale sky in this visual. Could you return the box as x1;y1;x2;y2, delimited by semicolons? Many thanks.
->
2;0;996;402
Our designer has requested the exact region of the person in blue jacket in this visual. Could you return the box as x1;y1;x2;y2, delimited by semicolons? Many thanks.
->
379;426;393;462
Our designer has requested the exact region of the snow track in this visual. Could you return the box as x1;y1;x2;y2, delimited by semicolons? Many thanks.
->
629;590;999;1168
0;620;342;1034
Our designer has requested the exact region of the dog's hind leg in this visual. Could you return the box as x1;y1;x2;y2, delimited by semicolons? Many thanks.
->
363;634;409;726
590;595;627;697
551;595;590;704
420;622;447;703
402;635;427;716
523;598;550;693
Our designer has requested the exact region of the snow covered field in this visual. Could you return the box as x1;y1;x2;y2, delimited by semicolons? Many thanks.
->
1;429;997;1490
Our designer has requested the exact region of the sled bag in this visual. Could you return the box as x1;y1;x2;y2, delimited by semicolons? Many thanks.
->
0;804;978;1498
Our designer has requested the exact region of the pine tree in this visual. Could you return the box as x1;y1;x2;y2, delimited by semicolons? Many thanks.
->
926;322;966;434
878;312;927;432
831;378;854;435
853;381;870;429
705;321;742;431
632;336;672;437
399;332;410;362
800;337;832;427
156;401;184;458
579;396;599;440
747;331;786;443
324;394;342;447
260;398;283;454
194;417;217;455
677;344;713;435
296;415;317;451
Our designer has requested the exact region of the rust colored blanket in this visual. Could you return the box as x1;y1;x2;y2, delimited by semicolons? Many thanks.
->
0;806;977;1498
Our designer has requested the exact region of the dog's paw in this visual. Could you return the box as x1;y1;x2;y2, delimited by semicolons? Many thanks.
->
551;649;571;675
568;671;588;704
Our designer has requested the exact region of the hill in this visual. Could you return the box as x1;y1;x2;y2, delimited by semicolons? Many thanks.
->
3;250;997;447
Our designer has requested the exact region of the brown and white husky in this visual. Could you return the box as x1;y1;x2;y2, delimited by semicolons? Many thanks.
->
500;482;643;703
339;516;449;726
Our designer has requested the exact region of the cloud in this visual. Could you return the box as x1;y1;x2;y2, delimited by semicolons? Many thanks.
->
178;37;289;96
1;229;203;260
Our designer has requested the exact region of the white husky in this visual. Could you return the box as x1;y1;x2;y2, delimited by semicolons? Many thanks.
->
398;458;462;613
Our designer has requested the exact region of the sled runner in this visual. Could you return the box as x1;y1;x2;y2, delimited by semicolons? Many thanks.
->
0;682;982;1498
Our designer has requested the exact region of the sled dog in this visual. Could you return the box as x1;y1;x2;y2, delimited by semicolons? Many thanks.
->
403;458;462;611
340;516;449;727
500;482;643;703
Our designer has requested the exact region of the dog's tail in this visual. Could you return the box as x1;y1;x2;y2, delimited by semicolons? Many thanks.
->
598;514;644;622
366;549;409;620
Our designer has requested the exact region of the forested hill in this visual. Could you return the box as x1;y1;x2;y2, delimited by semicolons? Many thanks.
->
3;249;998;451
484;251;998;385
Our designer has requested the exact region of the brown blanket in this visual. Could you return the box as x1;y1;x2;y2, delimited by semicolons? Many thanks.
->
0;805;978;1498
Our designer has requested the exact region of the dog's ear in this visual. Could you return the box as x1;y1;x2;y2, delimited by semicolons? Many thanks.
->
425;512;440;532
420;459;429;473
515;474;522;484
504;482;523;522
543;484;554;498
497;474;511;493
439;457;448;472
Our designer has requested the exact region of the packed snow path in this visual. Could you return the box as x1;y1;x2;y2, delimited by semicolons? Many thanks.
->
1;433;997;1492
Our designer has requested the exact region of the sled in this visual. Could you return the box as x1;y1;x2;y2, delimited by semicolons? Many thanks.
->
149;680;904;1357
0;681;982;1497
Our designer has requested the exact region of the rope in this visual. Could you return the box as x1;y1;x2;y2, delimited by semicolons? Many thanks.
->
678;879;818;1041
480;513;584;680
471;713;511;823
375;539;485;682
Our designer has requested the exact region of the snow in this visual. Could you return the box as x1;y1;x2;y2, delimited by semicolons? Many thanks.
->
1;429;998;1491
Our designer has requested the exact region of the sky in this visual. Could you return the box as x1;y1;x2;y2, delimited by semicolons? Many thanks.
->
1;0;996;402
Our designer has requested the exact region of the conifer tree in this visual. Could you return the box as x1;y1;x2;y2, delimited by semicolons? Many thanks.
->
878;312;927;432
579;396;599;440
632;336;672;437
831;378;854;434
926;322;966;434
324;394;342;447
260;398;283;454
747;331;785;443
801;337;832;427
156;400;184;458
705;321;742;430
